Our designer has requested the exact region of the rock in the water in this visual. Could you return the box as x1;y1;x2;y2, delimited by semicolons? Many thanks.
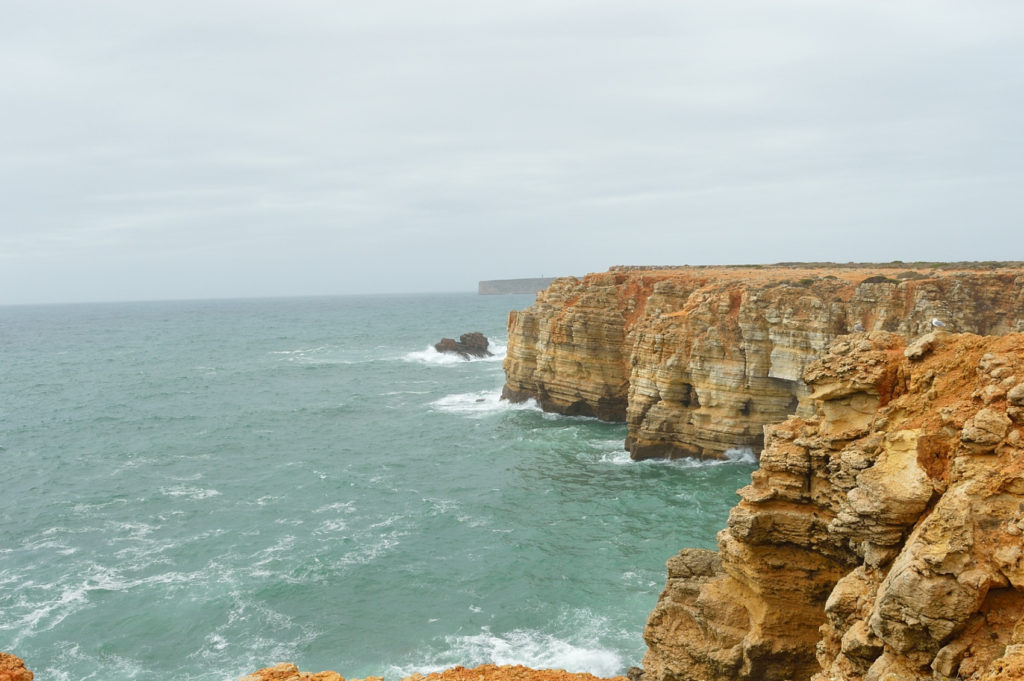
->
435;332;492;359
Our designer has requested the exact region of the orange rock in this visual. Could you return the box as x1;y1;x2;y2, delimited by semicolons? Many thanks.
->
241;664;624;681
639;332;1024;681
0;654;33;681
238;663;344;681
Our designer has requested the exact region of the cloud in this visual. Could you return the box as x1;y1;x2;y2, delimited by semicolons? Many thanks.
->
1;0;1023;303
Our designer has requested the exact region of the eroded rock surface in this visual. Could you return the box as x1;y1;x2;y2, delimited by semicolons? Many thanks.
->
0;654;33;681
502;265;1024;459
640;332;1024;681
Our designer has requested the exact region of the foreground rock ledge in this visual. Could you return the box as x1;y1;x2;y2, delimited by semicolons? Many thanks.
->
639;331;1024;681
502;265;1024;460
240;663;627;681
0;653;33;681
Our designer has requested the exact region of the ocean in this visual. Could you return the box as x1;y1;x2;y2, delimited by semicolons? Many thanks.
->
0;293;756;680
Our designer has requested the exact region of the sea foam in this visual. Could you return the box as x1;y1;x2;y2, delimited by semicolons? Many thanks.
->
599;446;759;467
403;342;507;366
430;390;540;417
391;609;627;680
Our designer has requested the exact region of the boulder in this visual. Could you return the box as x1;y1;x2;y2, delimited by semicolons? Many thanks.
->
0;654;33;681
434;332;492;359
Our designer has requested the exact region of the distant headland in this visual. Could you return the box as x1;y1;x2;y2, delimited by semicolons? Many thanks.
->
478;277;557;295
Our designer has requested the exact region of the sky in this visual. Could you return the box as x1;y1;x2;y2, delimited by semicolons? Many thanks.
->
2;1;1023;304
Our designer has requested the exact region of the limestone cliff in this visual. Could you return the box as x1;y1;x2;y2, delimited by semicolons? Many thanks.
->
640;331;1024;681
502;265;1024;459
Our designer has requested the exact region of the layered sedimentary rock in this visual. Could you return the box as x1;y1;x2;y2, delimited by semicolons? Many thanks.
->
640;331;1024;681
502;265;1024;459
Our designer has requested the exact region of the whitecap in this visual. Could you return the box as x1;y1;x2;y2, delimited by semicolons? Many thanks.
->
369;514;407;529
456;513;489;528
403;347;473;366
314;500;356;514
724;446;759;464
205;632;229;652
422;497;459;515
598;446;759;468
336;535;400;567
312;518;347;535
268;345;329;356
3;565;195;649
430;390;540;417
598;451;634;465
392;618;625;679
403;342;508;366
159;485;221;500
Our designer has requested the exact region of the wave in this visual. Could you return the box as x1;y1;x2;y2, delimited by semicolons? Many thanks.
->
269;345;368;367
430;390;541;417
403;342;508;366
158;485;222;500
2;563;201;650
392;611;626;679
268;346;331;356
598;446;759;467
724;447;759;464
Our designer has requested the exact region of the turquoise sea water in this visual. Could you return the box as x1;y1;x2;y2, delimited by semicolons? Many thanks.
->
1;294;756;680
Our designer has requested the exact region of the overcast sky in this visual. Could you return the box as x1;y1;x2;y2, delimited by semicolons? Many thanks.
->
2;1;1023;304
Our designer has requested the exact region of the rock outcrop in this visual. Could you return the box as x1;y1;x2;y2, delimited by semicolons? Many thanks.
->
502;265;1024;459
240;664;626;681
435;332;493;359
0;654;33;681
238;663;363;681
640;331;1024;681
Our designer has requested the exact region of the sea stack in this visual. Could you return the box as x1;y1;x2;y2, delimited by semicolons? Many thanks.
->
435;332;493;359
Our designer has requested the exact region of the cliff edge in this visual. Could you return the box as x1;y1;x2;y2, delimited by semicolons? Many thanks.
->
502;265;1024;460
639;331;1024;681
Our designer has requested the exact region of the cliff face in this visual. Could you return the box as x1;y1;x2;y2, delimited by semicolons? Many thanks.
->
640;331;1024;681
502;266;1024;459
